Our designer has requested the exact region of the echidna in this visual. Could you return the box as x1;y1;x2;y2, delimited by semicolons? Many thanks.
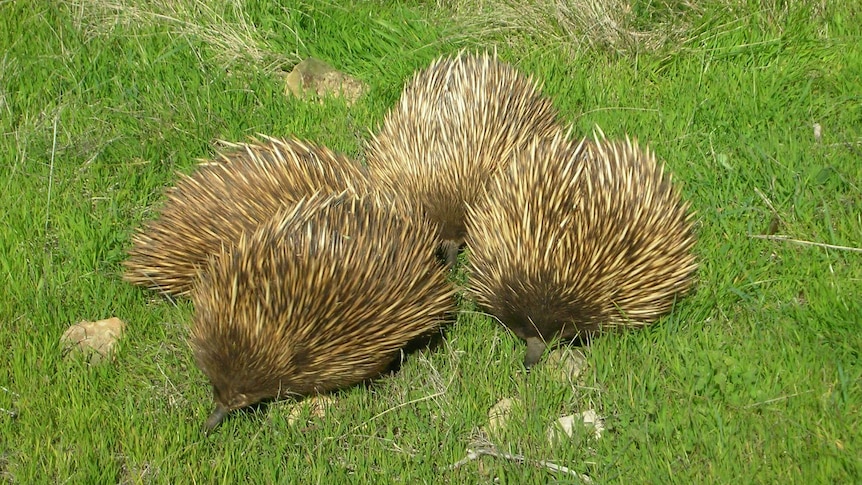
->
191;192;456;432
466;128;697;368
365;50;562;266
124;136;368;296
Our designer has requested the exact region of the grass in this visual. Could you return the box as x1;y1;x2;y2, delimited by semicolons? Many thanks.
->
1;0;860;482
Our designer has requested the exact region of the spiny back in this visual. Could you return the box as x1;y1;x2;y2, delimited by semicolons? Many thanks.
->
191;192;456;431
466;128;697;366
365;51;562;263
124;136;368;296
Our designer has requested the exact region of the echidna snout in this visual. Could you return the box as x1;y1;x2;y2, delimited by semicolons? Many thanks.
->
203;387;265;433
204;404;230;434
524;337;547;370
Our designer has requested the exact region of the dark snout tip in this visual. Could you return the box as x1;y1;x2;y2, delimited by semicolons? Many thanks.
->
203;404;230;435
523;337;547;371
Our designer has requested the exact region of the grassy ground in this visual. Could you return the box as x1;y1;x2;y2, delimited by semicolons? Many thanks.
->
1;0;860;482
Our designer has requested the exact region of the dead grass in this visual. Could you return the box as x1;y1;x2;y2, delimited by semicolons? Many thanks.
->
68;0;301;71
433;0;832;55
433;0;702;55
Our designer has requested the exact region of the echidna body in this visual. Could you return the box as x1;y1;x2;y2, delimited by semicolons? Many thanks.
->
466;128;697;367
191;193;456;432
365;51;562;266
124;136;368;296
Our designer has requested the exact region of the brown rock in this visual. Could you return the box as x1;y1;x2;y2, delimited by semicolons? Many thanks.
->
61;317;126;363
545;347;588;383
284;57;367;106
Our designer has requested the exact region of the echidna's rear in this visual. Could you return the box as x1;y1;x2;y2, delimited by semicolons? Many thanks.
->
366;51;562;265
124;136;368;296
191;192;456;432
466;128;697;367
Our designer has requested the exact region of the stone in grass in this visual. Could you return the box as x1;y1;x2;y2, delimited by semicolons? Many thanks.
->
484;397;520;437
284;57;367;106
544;347;588;383
60;317;126;364
547;410;605;444
285;395;333;427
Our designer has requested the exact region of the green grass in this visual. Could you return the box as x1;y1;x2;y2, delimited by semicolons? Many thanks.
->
1;0;860;482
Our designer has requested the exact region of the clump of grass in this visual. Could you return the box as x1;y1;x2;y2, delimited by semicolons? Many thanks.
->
433;0;838;57
69;0;301;71
435;0;705;55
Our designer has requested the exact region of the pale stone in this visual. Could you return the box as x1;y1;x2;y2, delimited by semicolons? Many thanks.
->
485;397;519;437
580;409;605;439
545;347;588;382
286;395;333;426
547;409;605;444
60;317;126;364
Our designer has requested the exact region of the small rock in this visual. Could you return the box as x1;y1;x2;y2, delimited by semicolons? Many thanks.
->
284;57;367;106
485;397;519;437
60;317;126;364
545;347;587;382
813;122;822;143
547;409;605;443
547;414;577;443
580;409;605;439
286;395;332;426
